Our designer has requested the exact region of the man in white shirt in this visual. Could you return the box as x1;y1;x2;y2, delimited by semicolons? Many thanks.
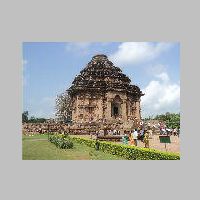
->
132;129;138;146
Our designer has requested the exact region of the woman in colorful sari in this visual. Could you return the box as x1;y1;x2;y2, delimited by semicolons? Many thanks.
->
144;130;150;148
129;130;134;145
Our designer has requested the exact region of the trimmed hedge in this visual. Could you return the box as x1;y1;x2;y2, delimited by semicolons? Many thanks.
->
70;136;180;160
49;134;73;149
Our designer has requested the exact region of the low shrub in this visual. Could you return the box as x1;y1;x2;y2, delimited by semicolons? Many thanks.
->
70;136;180;160
49;134;73;149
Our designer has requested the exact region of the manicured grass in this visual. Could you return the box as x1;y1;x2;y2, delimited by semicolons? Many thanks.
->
22;134;49;140
22;134;124;160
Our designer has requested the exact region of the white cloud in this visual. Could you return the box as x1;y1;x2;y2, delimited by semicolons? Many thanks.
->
65;42;91;54
109;42;173;66
141;71;180;117
155;72;169;82
65;42;114;55
148;64;167;75
99;42;112;46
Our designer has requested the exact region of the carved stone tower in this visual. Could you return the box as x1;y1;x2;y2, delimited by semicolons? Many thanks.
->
68;54;144;127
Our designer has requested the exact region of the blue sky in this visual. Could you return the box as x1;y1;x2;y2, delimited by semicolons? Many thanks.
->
23;42;180;118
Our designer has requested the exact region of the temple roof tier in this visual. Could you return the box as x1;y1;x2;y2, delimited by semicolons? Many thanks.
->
68;54;144;97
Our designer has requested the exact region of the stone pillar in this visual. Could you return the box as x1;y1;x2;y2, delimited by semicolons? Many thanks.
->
101;95;107;121
135;100;141;120
126;101;130;117
72;96;78;123
120;100;126;121
105;99;112;121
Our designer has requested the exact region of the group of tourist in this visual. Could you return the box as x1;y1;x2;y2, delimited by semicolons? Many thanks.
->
122;128;151;148
23;120;180;150
159;127;180;137
99;129;121;136
101;120;180;148
94;123;152;148
154;122;180;137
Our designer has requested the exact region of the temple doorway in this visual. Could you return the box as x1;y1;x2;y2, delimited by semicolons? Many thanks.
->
113;106;119;116
112;103;120;117
111;95;122;118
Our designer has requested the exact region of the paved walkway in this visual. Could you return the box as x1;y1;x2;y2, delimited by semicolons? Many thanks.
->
134;135;180;153
72;134;180;153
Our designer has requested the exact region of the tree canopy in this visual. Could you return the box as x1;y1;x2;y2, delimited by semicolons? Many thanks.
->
22;111;29;123
22;111;48;123
55;91;72;123
154;112;180;129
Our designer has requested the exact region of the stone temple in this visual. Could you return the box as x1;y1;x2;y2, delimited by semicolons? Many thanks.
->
68;54;144;130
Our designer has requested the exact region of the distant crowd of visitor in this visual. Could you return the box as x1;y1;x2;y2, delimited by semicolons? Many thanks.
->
23;120;180;149
156;122;180;136
95;121;180;148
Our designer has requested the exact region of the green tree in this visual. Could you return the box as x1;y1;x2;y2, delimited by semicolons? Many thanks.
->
55;91;72;123
22;111;29;123
154;112;180;129
28;116;47;123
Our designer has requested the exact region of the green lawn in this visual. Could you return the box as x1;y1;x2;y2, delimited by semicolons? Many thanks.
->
22;134;124;160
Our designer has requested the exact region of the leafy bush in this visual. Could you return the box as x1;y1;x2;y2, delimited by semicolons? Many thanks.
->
70;136;180;160
49;134;73;149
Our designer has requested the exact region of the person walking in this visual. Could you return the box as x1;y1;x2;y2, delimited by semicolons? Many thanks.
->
144;130;150;148
122;134;129;145
149;129;153;138
173;128;177;136
178;128;180;137
133;129;138;146
129;130;134;145
139;128;145;141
